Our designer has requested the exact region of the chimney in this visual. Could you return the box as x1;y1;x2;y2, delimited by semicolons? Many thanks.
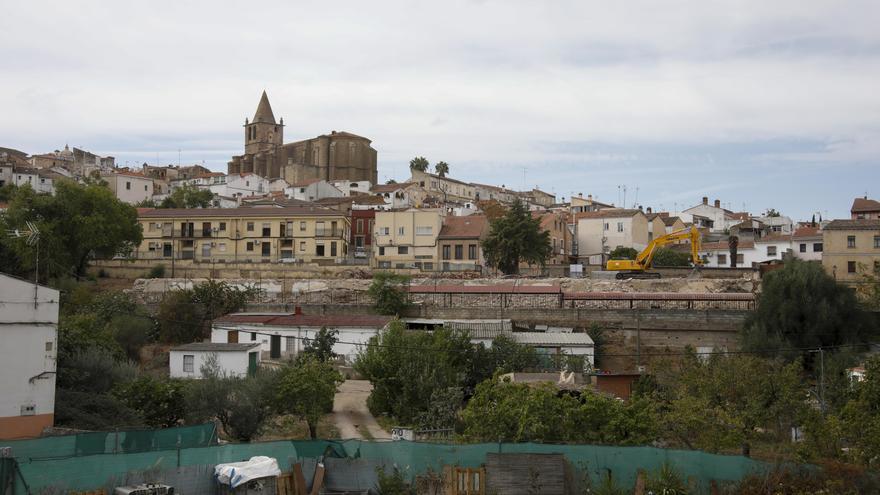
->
702;196;708;205
647;207;652;214
714;199;721;208
579;193;584;198
294;306;303;316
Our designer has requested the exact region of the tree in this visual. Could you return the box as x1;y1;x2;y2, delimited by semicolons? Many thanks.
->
764;208;782;217
0;180;143;278
159;183;214;208
302;327;339;362
728;235;739;268
408;157;429;172
114;375;187;428
274;356;343;438
434;161;449;177
651;247;692;267
355;321;476;423
486;333;539;374
368;272;410;316
481;199;551;275
741;259;870;355
157;281;262;343
476;200;506;222
840;355;880;465
609;247;638;260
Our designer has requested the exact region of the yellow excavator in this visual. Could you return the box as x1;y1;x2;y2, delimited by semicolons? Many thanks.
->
605;226;703;279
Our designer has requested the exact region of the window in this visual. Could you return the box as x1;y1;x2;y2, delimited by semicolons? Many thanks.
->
251;332;256;341
46;341;53;351
468;244;477;260
454;244;463;260
246;242;254;251
717;254;727;265
331;242;337;256
799;243;807;253
261;242;270;256
247;222;254;232
202;243;211;257
398;226;405;236
848;261;857;273
218;243;226;252
736;254;744;264
379;227;390;235
357;218;364;233
219;222;226;231
144;184;148;191
814;243;823;252
262;223;271;237
603;222;609;231
442;245;451;260
767;246;777;256
398;246;408;254
183;355;194;373
125;181;131;190
379;246;385;256
415;226;432;236
848;235;856;248
300;221;306;231
875;236;880;248
316;243;325;256
300;241;306;252
617;222;624;232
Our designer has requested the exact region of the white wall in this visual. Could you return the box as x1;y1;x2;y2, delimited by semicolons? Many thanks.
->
792;238;823;261
169;349;258;379
331;180;372;196
110;175;153;204
212;325;385;364
0;274;59;434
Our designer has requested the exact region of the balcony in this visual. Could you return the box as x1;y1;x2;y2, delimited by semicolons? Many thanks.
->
315;228;344;238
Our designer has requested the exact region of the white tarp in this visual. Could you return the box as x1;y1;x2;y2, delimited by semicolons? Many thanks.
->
214;456;281;488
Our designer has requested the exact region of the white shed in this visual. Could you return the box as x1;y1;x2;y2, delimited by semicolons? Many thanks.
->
169;342;261;379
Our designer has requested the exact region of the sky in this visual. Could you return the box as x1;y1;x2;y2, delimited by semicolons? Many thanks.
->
2;0;879;221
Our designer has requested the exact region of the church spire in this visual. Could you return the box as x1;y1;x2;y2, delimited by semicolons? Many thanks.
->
252;90;276;124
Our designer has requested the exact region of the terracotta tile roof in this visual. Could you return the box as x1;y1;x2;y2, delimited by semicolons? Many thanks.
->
575;208;643;220
438;215;488;239
792;225;821;238
214;312;392;328
824;219;880;231
352;195;387;205
139;206;344;218
701;241;755;250
661;216;682;226
136;207;155;215
171;343;260;352
852;197;880;213
370;182;415;193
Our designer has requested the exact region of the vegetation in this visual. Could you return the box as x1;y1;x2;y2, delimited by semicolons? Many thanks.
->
114;375;187;428
147;264;166;278
376;466;416;495
741;259;870;355
274;356;343;438
302;327;339;362
367;272;410;315
408;156;429;172
0;180;142;278
728;235;739;268
434;161;449;177
158;183;214;208
651;247;692;267
481;199;551;274
157;280;262;343
609;246;638;260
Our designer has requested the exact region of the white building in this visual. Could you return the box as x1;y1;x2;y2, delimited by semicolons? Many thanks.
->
169;342;261;379
211;312;393;364
754;234;793;263
285;179;344;202
11;167;60;195
680;197;749;233
370;182;423;209
0;273;59;439
700;240;759;267
330;180;372;197
575;209;649;264
756;215;794;234
103;170;154;204
792;225;824;261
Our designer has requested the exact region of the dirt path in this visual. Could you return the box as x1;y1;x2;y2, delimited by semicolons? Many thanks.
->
332;380;391;440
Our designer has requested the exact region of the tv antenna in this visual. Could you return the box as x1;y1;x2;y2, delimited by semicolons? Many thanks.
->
7;221;41;307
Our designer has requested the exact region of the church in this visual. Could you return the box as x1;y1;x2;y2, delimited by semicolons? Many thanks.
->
227;91;378;184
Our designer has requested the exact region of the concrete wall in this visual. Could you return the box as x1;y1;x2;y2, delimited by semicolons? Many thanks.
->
0;275;59;439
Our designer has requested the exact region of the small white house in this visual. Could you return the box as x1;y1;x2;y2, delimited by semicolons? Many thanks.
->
211;312;393;364
700;240;759;267
285;179;344;202
169;342;261;379
330;180;372;197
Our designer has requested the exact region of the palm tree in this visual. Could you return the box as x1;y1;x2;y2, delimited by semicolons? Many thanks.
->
435;161;450;177
728;235;739;268
409;156;429;172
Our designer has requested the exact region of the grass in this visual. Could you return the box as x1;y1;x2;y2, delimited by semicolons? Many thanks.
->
257;414;340;441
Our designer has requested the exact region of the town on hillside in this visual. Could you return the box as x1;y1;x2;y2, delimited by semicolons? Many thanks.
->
3;33;880;495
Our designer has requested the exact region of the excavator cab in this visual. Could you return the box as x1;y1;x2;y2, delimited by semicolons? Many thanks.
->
604;227;702;279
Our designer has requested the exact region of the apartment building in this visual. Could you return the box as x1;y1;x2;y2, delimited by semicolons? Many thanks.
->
438;215;489;271
534;211;571;265
373;209;443;269
136;206;350;263
681;197;749;233
102;170;154;204
575;209;649;264
409;169;476;203
792;225;823;261
822;219;880;282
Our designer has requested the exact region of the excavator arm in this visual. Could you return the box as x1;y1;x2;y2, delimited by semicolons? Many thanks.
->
605;226;702;278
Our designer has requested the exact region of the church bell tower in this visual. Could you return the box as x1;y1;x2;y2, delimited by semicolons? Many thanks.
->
244;90;284;155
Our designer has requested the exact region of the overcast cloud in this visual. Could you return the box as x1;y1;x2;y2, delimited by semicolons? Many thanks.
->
3;0;879;219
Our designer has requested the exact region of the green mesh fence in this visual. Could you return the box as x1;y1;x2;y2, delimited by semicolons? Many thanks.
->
9;437;768;495
3;423;216;461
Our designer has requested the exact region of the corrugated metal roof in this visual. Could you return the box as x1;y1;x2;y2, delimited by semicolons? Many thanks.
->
511;332;594;346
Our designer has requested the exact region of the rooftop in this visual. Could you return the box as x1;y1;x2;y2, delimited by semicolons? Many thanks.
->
852;197;880;213
171;342;260;352
439;215;488;239
139;206;345;218
214;313;393;328
371;182;416;193
824;219;880;231
701;240;756;250
575;208;643;220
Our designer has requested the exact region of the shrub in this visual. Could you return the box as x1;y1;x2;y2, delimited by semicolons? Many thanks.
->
367;272;410;316
147;264;166;278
